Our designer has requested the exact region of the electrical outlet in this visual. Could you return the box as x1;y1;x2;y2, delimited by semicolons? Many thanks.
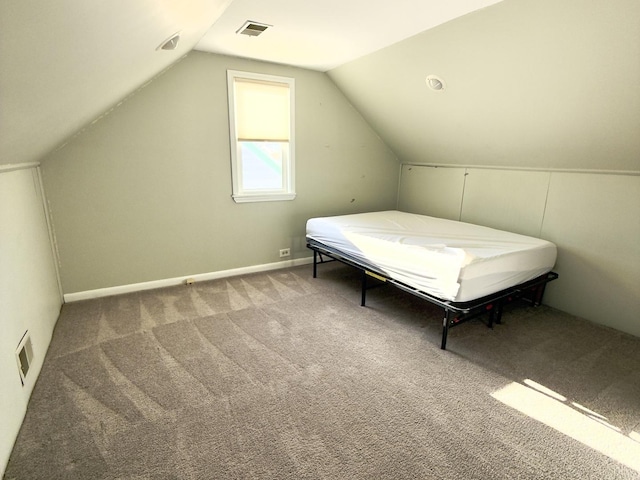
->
279;248;291;257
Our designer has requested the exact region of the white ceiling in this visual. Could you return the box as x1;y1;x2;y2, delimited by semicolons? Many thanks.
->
0;0;503;166
196;0;504;71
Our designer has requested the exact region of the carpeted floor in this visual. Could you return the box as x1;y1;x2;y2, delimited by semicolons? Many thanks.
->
5;263;640;479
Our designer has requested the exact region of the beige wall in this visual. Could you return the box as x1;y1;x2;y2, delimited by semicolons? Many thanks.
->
328;0;640;172
41;52;399;294
0;166;62;475
399;165;640;338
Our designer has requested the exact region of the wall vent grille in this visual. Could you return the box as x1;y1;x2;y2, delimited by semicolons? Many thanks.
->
16;332;33;386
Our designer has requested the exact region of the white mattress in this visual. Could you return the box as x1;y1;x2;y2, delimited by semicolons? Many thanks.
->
306;210;557;302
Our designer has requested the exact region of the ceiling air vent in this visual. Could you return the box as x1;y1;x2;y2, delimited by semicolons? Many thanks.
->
237;21;271;37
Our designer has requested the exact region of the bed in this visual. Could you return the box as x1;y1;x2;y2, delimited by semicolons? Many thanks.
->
306;210;558;349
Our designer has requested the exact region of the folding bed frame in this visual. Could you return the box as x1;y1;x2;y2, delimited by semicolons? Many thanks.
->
307;238;558;350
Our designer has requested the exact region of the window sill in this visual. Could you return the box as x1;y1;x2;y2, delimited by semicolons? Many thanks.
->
232;193;296;203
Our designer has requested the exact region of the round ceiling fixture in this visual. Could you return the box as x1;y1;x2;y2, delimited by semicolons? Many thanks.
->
426;75;446;91
157;32;181;51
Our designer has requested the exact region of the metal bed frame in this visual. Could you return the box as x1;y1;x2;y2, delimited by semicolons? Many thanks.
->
307;238;558;350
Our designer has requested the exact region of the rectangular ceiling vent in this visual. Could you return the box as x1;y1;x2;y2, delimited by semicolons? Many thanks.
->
237;21;271;37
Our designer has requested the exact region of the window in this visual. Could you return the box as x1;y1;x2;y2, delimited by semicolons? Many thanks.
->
227;70;295;203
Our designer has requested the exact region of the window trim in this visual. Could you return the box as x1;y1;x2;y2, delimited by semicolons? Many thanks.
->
227;70;296;203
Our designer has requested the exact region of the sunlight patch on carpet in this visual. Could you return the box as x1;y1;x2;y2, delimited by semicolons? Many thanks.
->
492;380;640;473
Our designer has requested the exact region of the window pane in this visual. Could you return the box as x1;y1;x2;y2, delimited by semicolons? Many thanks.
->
240;141;287;190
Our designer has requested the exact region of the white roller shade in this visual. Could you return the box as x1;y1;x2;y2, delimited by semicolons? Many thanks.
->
234;79;290;142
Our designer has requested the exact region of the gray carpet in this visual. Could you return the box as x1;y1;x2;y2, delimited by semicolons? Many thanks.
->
5;263;640;479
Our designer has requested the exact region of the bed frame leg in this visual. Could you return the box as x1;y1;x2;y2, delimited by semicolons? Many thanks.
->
361;270;367;306
441;310;452;350
488;300;504;327
532;283;546;306
313;250;318;278
495;301;504;325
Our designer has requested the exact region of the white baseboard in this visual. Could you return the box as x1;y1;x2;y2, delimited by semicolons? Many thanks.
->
64;256;314;303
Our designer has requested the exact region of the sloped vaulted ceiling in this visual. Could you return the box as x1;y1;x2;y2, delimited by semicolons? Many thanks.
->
195;0;504;71
328;0;640;172
0;0;233;167
0;0;504;167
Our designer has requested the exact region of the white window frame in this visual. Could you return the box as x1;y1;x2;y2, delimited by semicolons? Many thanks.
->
227;70;296;203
